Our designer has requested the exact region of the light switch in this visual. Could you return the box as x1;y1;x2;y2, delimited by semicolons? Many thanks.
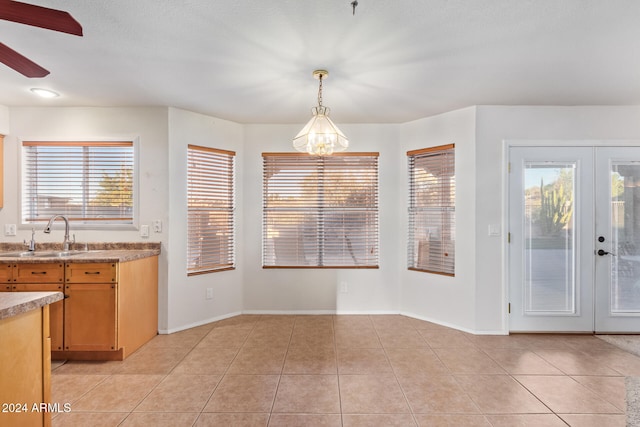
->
488;224;501;237
140;224;150;238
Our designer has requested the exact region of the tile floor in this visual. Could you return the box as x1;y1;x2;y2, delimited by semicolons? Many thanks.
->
49;315;638;426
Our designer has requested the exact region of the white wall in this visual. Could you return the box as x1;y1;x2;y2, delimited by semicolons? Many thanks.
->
474;105;640;333
0;105;9;134
398;107;478;331
3;106;171;328
165;108;244;332
242;123;403;314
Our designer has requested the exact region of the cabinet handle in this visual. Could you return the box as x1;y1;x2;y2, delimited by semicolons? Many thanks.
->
84;272;101;275
31;271;47;275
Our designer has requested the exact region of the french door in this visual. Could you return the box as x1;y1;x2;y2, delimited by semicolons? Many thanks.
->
509;145;640;333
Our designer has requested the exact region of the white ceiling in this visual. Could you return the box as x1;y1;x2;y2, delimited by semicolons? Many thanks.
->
0;0;639;124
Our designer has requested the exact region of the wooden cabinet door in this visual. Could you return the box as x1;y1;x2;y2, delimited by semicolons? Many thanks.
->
64;283;117;351
14;283;65;351
0;263;13;290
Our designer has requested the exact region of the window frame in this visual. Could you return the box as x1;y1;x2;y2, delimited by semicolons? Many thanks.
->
187;144;236;276
407;144;456;276
20;139;139;230
262;152;379;269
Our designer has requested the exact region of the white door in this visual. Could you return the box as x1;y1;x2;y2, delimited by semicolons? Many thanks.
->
594;147;640;332
509;145;640;332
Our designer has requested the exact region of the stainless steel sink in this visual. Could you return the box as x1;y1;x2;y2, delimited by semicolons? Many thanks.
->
0;251;36;257
0;250;86;258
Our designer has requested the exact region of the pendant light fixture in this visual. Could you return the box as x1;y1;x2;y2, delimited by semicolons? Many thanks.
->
293;69;348;155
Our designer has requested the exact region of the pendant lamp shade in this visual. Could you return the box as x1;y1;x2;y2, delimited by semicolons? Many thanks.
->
293;70;348;155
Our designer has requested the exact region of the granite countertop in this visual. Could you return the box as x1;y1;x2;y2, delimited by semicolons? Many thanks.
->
0;291;64;320
0;242;161;263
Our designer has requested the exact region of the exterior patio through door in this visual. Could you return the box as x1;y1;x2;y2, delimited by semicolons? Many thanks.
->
509;145;640;333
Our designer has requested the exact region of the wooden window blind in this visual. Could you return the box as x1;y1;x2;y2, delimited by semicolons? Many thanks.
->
407;144;455;276
263;153;379;268
187;145;235;275
22;141;134;225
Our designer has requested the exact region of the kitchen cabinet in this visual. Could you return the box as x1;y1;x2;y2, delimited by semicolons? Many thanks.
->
64;262;117;352
1;262;65;351
0;292;62;427
2;253;158;361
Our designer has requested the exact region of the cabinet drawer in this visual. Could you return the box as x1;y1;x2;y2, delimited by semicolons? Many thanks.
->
65;263;117;283
13;263;64;283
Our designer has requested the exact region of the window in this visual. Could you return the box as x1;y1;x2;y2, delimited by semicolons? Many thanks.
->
263;152;379;268
407;144;455;275
22;141;135;226
187;145;235;275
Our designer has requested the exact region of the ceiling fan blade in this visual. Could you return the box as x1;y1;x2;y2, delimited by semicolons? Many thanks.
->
0;0;83;36
0;42;49;77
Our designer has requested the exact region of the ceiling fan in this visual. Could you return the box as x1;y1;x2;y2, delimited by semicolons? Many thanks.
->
0;0;82;78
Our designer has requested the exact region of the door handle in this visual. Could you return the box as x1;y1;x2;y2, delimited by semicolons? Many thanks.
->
597;249;616;256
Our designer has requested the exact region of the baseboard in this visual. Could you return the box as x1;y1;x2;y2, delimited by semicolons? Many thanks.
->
158;311;242;334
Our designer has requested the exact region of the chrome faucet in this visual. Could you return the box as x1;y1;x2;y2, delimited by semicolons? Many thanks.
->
44;215;75;251
24;228;36;251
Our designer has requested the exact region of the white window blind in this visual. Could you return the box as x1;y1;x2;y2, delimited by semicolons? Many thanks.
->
408;144;455;276
263;153;379;268
187;145;235;275
22;141;134;225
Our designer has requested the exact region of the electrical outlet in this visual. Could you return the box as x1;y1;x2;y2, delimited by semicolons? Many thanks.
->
140;224;150;238
340;281;348;293
206;288;213;300
4;224;16;236
152;220;162;233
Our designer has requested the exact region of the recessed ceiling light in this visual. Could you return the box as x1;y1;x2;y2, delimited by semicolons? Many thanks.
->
30;88;59;98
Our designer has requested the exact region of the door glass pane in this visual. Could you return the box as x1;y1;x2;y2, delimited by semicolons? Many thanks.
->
611;163;640;313
523;163;576;314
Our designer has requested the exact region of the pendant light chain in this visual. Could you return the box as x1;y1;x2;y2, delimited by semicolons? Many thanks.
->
317;74;323;108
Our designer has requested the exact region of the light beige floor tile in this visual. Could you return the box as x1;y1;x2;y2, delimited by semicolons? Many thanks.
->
454;374;549;414
377;329;429;348
51;374;108;405
414;414;491;426
51;360;121;375
333;315;374;330
583;348;640;376
268;413;342;426
335;329;382;348
134;374;221;412
115;346;190;375
485;414;569;426
294;315;335;328
140;329;207;350
534;349;621;376
343;413;418;426
339;374;410;414
289;327;335;347
386;347;449;376
196;324;252;349
120;412;199;426
272;375;340;413
509;334;573;351
282;345;337;374
195;412;269;426
203;374;279;412
464;334;529;349
418;329;476;348
571;375;627;411
71;374;164;412
51;412;128;427
434;348;506;374
171;347;238;375
227;345;287;374
396;374;480;414
337;347;393;374
558;414;626;427
244;327;293;347
514;375;622;413
482;348;563;375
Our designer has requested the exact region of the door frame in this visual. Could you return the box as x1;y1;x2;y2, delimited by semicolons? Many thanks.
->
503;139;640;333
